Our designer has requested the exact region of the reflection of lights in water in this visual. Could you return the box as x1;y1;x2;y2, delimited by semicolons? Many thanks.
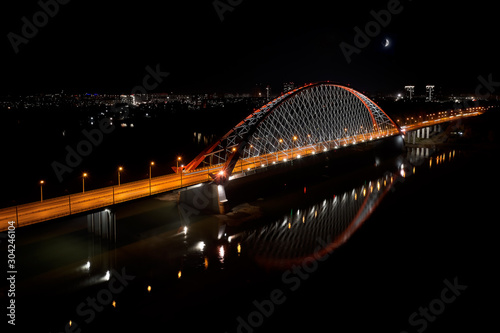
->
80;260;91;272
183;226;188;235
218;246;225;263
104;270;110;281
196;241;205;251
238;171;396;268
237;243;241;255
204;257;209;269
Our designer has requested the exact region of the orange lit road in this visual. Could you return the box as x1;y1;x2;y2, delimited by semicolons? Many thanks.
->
398;107;486;132
0;107;486;231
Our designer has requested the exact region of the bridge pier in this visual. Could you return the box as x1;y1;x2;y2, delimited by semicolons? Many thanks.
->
178;183;228;215
87;209;116;241
405;125;433;144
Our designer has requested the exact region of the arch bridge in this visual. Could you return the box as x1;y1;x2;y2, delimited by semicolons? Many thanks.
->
184;82;401;184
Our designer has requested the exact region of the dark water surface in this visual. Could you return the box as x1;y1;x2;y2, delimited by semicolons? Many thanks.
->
5;141;498;333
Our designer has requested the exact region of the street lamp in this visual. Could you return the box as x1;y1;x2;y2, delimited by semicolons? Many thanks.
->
149;162;155;195
118;166;123;186
176;156;182;173
180;164;184;188
40;180;44;202
292;136;298;161
82;173;88;193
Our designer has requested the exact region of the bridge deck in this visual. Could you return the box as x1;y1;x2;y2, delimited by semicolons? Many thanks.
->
0;107;485;231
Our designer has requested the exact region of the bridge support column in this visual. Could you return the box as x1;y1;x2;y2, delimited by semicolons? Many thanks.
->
179;183;228;215
417;129;421;138
87;209;116;241
426;127;430;139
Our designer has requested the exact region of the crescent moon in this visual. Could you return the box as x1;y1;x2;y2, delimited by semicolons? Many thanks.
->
383;38;390;48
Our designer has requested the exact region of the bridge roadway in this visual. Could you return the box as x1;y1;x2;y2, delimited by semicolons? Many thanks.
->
0;108;485;231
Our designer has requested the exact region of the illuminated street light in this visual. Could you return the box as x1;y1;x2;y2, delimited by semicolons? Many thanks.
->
82;173;88;193
176;156;182;173
149;162;155;195
118;166;123;186
292;135;297;162
40;180;44;202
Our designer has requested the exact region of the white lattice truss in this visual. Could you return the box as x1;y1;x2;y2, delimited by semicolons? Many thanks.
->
185;82;400;183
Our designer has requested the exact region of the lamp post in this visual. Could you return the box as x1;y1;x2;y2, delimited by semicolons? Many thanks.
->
118;166;123;186
176;156;182;173
40;180;44;202
149;162;155;195
180;164;184;188
292;136;297;163
82;173;88;193
278;138;283;162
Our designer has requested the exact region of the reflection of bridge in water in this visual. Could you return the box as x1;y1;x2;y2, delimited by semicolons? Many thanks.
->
230;171;397;269
225;144;461;269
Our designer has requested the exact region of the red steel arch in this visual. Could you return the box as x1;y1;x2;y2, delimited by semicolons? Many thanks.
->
184;82;400;184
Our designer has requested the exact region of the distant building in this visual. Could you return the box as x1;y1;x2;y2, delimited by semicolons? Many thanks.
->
404;85;415;100
426;85;435;102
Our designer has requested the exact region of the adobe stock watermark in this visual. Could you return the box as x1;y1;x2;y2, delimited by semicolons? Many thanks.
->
51;118;115;183
400;276;467;333
339;0;409;64
228;236;334;333
475;73;499;100
178;185;220;223
453;72;498;111
177;141;247;224
213;0;243;22
52;267;136;333
51;64;169;183
7;0;72;54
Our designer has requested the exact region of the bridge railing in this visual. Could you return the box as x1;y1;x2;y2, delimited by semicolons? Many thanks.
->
0;165;226;231
0;129;402;231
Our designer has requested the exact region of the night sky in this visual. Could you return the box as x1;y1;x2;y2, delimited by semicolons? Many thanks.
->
1;0;498;95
